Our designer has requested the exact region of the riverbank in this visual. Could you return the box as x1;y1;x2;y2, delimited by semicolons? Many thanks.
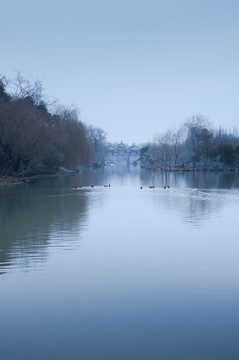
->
0;176;30;186
0;167;80;186
141;164;239;172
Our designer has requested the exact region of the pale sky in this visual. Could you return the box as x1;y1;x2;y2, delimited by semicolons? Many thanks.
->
1;0;239;144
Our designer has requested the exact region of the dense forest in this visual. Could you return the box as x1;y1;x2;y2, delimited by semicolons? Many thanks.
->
139;116;239;171
0;74;107;177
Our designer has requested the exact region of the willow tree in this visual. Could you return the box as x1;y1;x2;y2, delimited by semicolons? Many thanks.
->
56;107;91;169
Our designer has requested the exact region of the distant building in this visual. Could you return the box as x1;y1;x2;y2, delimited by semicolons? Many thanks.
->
106;141;140;165
129;144;140;155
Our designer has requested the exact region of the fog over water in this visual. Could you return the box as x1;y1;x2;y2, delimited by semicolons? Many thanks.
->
1;167;239;359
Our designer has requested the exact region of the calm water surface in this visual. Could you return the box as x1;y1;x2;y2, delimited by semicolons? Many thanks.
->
1;167;239;359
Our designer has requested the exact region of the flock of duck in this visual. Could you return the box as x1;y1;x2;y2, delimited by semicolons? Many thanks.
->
74;184;111;189
144;185;170;189
75;184;170;189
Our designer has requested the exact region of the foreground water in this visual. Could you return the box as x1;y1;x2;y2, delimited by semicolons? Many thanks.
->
1;167;239;360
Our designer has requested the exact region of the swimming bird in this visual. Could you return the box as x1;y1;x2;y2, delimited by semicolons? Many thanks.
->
149;185;155;188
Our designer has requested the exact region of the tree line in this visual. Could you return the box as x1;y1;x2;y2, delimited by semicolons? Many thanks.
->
139;116;239;171
0;74;107;177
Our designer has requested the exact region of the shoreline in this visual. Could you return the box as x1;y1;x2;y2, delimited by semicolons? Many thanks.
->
141;165;239;173
1;165;239;187
0;167;81;186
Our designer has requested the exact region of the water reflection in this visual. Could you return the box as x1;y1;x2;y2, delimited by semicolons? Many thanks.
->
1;168;239;359
140;169;239;189
1;169;239;274
0;177;89;274
140;170;239;225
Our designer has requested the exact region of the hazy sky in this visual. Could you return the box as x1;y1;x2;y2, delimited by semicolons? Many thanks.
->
1;0;239;144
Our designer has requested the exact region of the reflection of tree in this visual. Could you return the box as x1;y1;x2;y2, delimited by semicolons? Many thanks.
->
0;177;89;274
183;171;239;189
140;170;239;224
140;169;239;190
140;170;185;188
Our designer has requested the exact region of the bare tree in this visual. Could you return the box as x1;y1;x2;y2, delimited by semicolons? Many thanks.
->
184;115;210;165
153;131;172;169
167;127;186;165
87;125;107;164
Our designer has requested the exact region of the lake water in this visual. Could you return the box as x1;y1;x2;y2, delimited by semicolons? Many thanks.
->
1;166;239;360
